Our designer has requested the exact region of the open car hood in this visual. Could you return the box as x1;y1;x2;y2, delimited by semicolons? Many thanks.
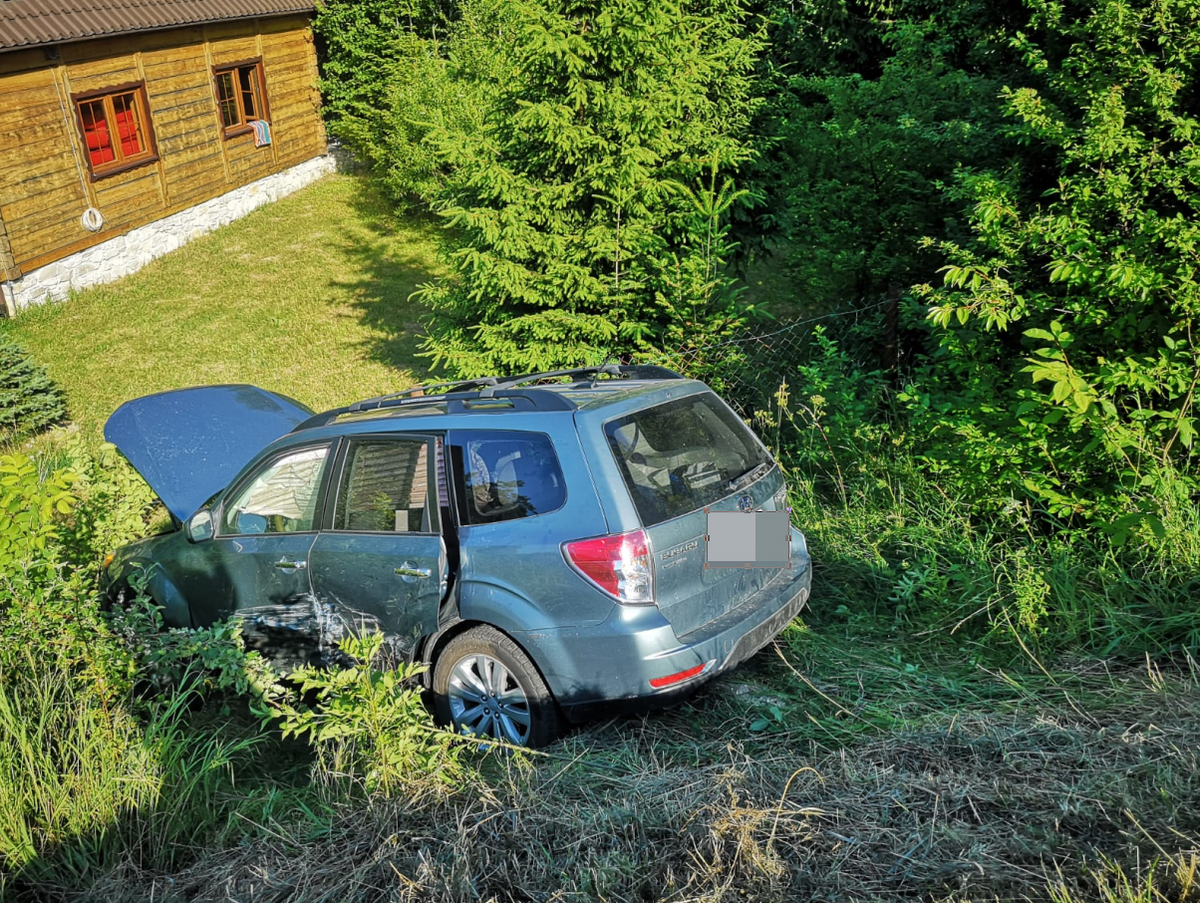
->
104;385;315;522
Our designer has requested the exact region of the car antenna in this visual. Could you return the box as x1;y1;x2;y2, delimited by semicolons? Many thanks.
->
590;357;615;389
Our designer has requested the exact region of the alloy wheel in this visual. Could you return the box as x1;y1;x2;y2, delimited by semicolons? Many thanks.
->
446;653;532;745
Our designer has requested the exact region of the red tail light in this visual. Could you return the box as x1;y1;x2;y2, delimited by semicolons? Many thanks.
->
563;529;654;604
649;662;710;689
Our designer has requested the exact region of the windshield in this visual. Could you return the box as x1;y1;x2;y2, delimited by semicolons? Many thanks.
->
605;392;773;527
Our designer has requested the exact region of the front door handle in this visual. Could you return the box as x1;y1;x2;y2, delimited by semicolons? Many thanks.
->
275;558;307;571
395;562;432;581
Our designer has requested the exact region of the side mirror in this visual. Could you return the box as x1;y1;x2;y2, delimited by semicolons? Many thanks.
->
185;509;214;543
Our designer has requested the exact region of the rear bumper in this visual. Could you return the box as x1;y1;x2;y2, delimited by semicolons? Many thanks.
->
518;537;812;723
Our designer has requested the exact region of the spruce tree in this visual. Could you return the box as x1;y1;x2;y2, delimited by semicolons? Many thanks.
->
416;0;763;376
0;337;67;444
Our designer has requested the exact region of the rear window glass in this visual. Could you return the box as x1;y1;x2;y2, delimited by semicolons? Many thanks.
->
333;438;438;534
449;430;566;525
605;393;772;527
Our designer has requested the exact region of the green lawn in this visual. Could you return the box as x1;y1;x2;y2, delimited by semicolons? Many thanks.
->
3;174;445;440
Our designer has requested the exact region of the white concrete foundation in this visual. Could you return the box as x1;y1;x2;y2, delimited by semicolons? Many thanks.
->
3;154;336;312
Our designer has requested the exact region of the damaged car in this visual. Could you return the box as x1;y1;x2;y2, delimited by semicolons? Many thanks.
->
103;365;812;747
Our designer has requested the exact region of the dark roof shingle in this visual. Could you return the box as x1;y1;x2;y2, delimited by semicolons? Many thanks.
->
0;0;317;52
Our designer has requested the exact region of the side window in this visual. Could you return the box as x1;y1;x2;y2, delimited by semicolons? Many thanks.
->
450;431;566;525
73;82;158;179
213;59;270;137
222;446;329;535
333;439;439;533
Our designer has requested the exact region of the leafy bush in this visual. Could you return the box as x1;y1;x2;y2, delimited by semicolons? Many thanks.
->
107;574;283;703
260;631;466;799
0;336;67;444
752;19;1008;309
55;441;159;571
774;328;889;499
913;0;1200;532
735;330;1200;655
0;453;74;579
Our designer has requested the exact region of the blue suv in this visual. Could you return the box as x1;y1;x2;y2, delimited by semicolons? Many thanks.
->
104;365;812;746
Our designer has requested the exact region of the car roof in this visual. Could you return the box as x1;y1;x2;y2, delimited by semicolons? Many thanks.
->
292;364;695;434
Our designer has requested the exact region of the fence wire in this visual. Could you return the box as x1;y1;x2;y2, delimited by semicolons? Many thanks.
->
624;297;894;418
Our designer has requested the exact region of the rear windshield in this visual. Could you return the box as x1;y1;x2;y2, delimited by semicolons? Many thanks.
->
605;392;773;527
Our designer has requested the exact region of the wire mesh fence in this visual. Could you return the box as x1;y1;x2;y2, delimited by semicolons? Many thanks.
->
627;297;895;419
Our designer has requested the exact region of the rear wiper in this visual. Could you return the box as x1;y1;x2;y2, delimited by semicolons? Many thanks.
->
726;462;771;492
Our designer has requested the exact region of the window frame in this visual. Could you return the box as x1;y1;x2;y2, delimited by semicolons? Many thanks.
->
327;434;443;536
448;429;568;527
216;442;334;538
71;81;159;180
211;57;271;139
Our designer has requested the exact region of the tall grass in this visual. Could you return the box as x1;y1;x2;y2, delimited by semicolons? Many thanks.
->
0;652;261;891
781;429;1200;661
0;654;155;879
1049;851;1200;903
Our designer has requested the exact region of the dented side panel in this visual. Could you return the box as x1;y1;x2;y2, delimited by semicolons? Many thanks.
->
308;532;447;658
190;531;318;626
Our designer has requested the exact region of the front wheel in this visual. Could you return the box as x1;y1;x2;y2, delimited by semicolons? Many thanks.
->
432;626;561;748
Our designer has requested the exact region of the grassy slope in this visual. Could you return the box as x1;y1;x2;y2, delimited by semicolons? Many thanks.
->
4;174;1198;902
78;635;1200;903
3;174;444;440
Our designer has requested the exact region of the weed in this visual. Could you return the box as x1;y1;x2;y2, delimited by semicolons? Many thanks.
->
260;631;467;801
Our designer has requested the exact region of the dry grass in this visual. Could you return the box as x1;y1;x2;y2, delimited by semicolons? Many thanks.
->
68;639;1200;903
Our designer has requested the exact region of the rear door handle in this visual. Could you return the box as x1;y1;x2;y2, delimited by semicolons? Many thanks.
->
275;558;307;571
395;563;431;580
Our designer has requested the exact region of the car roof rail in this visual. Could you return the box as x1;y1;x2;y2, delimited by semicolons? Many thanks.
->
293;387;577;431
292;364;685;432
348;377;502;412
477;363;683;397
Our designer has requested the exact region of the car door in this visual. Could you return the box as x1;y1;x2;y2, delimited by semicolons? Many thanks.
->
190;443;333;632
308;435;448;656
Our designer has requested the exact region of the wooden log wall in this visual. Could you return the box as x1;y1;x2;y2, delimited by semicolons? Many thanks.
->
0;15;326;275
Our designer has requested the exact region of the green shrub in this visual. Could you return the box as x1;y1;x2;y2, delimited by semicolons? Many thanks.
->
0;551;267;886
107;576;282;703
0;453;74;579
0;336;67;444
260;631;466;799
55;441;159;571
754;336;1200;657
772;328;889;501
785;431;1200;658
913;0;1200;531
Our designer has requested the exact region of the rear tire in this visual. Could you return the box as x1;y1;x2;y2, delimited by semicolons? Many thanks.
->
432;626;562;748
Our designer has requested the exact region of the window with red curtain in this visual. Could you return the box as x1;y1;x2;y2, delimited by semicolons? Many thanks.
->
73;84;156;178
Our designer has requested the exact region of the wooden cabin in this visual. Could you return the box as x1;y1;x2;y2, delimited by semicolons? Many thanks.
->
0;0;331;315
